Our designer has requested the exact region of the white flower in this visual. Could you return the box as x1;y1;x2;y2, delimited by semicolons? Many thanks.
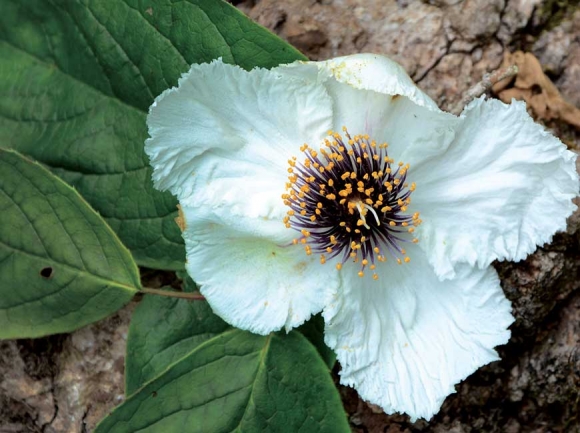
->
145;54;578;421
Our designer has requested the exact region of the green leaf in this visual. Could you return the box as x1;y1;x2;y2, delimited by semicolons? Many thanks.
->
125;293;229;395
298;314;336;369
0;148;140;338
97;330;350;433
0;0;306;270
176;269;198;293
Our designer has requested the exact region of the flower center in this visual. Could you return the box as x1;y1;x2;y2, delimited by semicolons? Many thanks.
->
282;127;422;280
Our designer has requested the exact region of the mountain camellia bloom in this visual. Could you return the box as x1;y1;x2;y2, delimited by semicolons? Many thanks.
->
145;54;578;420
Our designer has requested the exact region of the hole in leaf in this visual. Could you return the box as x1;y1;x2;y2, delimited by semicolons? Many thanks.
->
40;267;53;279
531;84;542;95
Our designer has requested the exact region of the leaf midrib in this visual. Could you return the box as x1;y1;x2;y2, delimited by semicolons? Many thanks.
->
0;39;146;117
0;239;139;295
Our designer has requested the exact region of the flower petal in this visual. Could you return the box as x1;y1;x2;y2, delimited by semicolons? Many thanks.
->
182;204;338;335
282;54;460;166
323;246;513;421
318;54;440;111
412;98;579;279
146;58;333;201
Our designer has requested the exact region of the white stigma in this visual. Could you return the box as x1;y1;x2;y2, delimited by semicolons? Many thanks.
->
354;201;380;229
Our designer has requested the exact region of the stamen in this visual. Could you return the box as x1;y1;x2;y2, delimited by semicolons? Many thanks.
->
282;127;421;280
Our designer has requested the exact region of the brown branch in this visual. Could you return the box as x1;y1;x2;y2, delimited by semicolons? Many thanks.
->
140;287;205;301
450;64;519;115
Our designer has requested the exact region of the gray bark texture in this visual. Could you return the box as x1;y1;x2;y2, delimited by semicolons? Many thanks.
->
1;1;579;432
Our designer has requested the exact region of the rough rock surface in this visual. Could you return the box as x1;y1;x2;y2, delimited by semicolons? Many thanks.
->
1;1;580;432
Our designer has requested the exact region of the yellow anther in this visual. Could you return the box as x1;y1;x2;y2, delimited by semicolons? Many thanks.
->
317;202;323;209
320;255;326;264
300;238;307;244
408;227;415;233
350;172;357;179
357;219;365;226
372;274;379;280
374;247;380;253
328;179;334;187
326;193;336;200
292;239;298;245
339;188;352;197
404;257;411;263
300;209;307;216
310;215;317;222
412;238;419;243
326;247;333;253
397;258;402;265
362;259;369;266
336;263;342;270
330;235;337;244
370;264;376;270
341;172;350;180
358;271;364;278
389;221;396;226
